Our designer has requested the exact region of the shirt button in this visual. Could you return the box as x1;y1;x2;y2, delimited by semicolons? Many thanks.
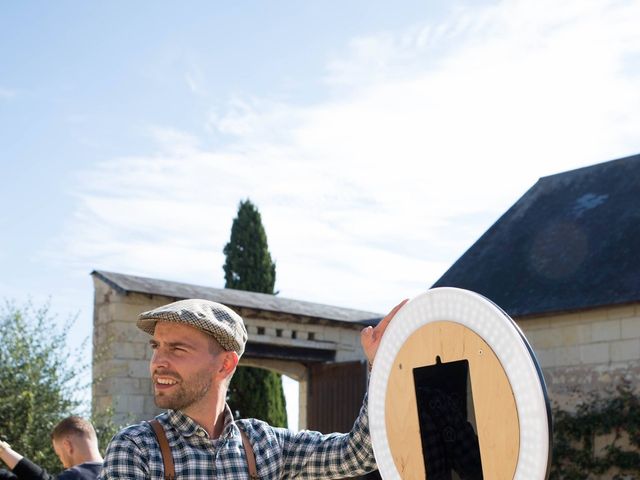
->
197;430;205;437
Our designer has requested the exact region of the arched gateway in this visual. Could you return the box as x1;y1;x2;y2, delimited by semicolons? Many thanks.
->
91;270;382;433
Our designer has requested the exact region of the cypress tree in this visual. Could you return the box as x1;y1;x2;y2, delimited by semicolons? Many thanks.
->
224;199;287;427
223;200;276;293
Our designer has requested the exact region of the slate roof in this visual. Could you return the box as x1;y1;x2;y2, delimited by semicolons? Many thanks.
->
433;153;640;318
92;270;382;326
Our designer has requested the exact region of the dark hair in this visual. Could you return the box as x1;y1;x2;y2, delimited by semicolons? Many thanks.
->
50;416;96;441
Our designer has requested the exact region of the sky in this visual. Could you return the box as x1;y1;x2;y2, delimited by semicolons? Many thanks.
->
2;0;640;429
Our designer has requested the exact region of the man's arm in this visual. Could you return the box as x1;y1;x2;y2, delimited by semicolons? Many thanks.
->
11;459;54;480
277;300;408;479
0;441;23;471
0;440;53;480
276;390;375;479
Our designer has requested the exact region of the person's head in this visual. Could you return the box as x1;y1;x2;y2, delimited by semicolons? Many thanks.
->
137;299;247;412
50;416;99;469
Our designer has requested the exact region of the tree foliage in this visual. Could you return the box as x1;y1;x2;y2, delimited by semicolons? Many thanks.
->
224;199;288;427
0;301;80;473
223;199;276;294
0;301;119;474
227;366;288;428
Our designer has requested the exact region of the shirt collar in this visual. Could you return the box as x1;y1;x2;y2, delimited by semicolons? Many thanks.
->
166;404;238;440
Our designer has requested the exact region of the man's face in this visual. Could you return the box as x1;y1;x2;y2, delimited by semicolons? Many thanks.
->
149;322;225;412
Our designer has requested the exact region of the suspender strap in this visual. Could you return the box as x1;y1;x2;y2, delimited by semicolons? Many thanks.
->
148;419;258;479
149;419;176;480
239;426;259;480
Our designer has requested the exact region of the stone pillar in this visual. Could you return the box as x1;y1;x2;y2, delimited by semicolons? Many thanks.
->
92;279;167;425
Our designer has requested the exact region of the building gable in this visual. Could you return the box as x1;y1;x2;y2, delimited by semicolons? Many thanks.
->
434;153;640;317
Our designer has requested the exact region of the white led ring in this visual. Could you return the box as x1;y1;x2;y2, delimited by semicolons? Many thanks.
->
369;287;551;479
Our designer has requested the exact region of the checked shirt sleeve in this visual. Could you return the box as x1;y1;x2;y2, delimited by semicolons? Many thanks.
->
277;391;376;479
98;429;151;480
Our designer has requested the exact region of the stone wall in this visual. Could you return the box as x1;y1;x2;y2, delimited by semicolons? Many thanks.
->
519;302;640;411
92;278;168;425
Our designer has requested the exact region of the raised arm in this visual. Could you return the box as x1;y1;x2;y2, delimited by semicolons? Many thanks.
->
277;300;409;479
0;441;22;472
0;440;54;480
274;394;374;479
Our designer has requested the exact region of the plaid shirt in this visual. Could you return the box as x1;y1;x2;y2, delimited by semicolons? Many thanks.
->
99;394;375;479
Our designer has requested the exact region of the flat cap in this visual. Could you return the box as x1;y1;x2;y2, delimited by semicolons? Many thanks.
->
137;299;247;356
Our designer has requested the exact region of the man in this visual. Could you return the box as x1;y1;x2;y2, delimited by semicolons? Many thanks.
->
100;298;407;479
0;416;103;480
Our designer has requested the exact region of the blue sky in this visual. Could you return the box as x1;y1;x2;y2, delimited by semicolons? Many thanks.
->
2;0;640;428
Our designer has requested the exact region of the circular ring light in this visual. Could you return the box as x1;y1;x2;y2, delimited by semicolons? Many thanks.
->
370;287;551;479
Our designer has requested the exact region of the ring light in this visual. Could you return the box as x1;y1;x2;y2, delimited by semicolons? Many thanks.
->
369;287;551;479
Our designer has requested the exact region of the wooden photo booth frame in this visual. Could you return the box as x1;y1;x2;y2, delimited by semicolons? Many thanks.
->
369;288;552;479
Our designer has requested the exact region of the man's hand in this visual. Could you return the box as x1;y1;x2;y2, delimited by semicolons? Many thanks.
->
361;299;409;366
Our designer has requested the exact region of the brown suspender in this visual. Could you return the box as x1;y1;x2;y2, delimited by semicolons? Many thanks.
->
239;427;259;480
149;420;176;480
148;419;258;479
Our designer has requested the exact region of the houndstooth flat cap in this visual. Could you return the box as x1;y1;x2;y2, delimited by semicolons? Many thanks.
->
137;299;248;356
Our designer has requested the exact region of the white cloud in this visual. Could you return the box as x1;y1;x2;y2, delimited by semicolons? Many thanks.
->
0;86;17;99
147;126;202;155
52;0;640;314
185;71;205;97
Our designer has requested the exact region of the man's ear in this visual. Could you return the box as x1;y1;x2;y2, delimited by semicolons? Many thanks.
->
64;437;74;455
219;351;239;378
